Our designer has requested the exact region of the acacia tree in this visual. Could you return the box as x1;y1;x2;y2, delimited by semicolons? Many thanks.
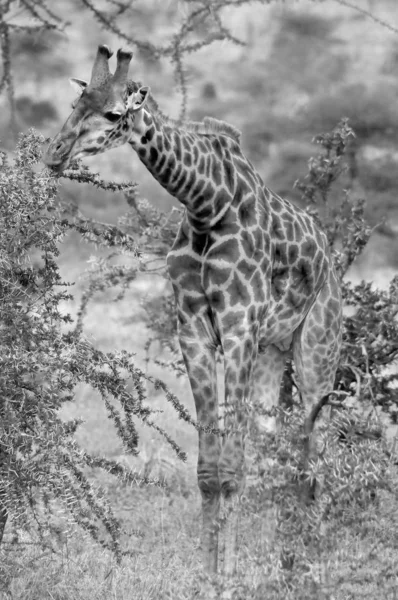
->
0;130;199;557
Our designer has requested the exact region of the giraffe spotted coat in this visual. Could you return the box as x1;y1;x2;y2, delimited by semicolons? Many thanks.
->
43;46;342;579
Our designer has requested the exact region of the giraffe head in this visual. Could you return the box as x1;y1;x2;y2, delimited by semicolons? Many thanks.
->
43;45;149;172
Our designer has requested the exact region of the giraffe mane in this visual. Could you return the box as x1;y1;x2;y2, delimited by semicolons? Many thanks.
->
127;81;241;143
147;94;242;143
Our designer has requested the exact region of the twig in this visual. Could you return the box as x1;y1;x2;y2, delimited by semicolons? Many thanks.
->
334;0;398;35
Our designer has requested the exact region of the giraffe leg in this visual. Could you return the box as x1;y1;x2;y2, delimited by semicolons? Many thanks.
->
292;272;342;499
247;345;289;567
179;332;221;574
218;332;258;577
250;344;288;436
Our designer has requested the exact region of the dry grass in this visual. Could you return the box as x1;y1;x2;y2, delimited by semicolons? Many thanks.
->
4;450;398;599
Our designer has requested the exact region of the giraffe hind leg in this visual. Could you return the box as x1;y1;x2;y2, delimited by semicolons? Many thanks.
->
219;340;288;577
250;344;289;437
292;271;342;498
245;345;289;557
218;330;259;578
178;329;221;574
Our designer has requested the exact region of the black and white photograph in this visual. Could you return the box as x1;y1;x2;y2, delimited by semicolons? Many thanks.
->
1;1;398;598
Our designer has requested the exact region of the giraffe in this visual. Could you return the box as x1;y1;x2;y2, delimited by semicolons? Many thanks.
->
43;46;342;578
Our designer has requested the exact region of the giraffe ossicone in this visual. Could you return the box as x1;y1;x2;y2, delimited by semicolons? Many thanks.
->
44;46;342;579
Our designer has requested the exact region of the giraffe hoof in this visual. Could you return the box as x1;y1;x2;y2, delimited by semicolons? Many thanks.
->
280;547;295;570
301;479;317;504
301;470;324;503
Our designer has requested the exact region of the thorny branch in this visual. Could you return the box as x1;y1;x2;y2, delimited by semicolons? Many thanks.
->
0;0;396;124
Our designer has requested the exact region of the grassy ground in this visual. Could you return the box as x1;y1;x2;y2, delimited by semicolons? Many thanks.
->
3;277;398;599
2;0;398;598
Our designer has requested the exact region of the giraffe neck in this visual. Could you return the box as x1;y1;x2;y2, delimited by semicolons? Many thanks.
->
128;110;238;231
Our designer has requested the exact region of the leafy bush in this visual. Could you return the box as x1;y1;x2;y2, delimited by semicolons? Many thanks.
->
293;120;398;417
236;406;398;599
245;119;398;597
0;130;192;561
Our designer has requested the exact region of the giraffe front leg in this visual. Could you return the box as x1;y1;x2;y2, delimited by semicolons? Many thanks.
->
179;333;221;574
219;431;245;578
218;333;257;577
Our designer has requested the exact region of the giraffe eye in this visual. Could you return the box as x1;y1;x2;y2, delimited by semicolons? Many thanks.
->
104;111;122;123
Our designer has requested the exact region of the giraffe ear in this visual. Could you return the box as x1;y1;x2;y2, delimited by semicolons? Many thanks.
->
69;78;88;94
127;86;150;112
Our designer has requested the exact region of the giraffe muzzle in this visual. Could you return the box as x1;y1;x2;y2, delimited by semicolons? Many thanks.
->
43;135;75;172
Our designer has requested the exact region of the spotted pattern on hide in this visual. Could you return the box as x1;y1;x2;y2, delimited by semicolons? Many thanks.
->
48;82;343;575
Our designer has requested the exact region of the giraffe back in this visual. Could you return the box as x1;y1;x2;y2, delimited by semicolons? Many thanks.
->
168;140;335;350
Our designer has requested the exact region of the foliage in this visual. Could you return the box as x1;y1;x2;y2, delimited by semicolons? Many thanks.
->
294;119;398;418
0;130;195;566
238;118;398;597
235;406;398;599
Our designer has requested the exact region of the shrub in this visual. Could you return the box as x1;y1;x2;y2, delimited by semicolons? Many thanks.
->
294;120;398;417
0;130;192;561
239;405;398;599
